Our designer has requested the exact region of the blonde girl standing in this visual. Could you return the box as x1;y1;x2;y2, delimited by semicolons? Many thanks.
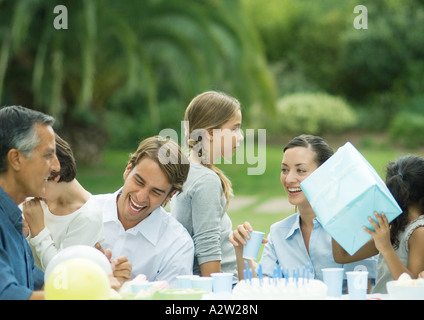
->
170;91;243;283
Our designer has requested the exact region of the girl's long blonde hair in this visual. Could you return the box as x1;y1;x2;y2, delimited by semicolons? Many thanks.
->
184;91;241;207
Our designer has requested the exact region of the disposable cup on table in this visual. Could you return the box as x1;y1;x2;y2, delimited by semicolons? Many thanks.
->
131;283;153;294
176;275;199;289
191;277;213;292
242;231;265;260
322;268;344;298
211;273;233;294
346;271;368;300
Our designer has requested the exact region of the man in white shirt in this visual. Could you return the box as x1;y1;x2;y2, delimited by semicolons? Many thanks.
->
94;136;194;288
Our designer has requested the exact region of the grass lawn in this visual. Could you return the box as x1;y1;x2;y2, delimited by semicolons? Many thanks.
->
77;141;418;241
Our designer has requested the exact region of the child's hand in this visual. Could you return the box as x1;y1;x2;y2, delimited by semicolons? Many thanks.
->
111;256;132;287
363;212;392;254
95;243;132;289
22;198;45;237
22;217;30;238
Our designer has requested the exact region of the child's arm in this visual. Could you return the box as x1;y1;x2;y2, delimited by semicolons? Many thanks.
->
364;212;424;279
405;227;424;278
377;247;414;279
200;261;221;277
332;237;378;264
22;198;45;238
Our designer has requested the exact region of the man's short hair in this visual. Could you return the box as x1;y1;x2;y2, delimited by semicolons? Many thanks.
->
0;106;55;173
128;136;190;193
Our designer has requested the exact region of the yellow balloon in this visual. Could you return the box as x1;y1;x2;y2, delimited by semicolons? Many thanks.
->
45;258;111;300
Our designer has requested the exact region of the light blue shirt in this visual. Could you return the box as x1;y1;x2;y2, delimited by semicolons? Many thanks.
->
260;212;377;287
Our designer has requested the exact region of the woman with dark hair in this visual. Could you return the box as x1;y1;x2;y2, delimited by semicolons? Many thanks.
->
22;134;105;271
230;135;377;286
332;155;424;293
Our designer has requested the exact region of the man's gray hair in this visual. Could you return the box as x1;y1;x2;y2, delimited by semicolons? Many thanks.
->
0;106;55;173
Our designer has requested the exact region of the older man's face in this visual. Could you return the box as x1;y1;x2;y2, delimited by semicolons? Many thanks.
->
16;123;60;201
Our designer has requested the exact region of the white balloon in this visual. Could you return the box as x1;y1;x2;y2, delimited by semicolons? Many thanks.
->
44;245;112;283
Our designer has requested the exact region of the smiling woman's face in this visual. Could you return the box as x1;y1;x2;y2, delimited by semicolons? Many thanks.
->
280;147;319;207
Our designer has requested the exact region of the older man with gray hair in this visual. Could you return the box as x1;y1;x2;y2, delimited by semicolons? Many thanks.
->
0;105;60;300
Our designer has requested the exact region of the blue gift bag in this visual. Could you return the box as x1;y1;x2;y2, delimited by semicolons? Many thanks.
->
300;142;402;256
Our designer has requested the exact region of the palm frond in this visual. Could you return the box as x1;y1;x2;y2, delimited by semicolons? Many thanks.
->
1;0;276;134
0;29;11;104
78;0;97;110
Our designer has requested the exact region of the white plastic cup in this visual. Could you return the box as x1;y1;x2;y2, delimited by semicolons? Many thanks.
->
346;271;368;300
211;273;233;294
322;268;344;298
243;231;265;260
191;277;213;292
131;283;153;294
176;275;199;289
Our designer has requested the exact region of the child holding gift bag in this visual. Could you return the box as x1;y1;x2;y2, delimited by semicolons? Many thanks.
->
332;155;424;293
230;135;377;288
171;91;244;283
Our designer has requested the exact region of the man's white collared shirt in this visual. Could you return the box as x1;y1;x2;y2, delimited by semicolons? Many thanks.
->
94;189;194;288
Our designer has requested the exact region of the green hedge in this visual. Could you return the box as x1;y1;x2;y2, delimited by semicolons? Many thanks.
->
389;112;424;148
275;92;358;135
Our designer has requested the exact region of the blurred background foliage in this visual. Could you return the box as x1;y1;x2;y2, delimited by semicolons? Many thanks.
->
1;0;424;164
0;0;276;162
